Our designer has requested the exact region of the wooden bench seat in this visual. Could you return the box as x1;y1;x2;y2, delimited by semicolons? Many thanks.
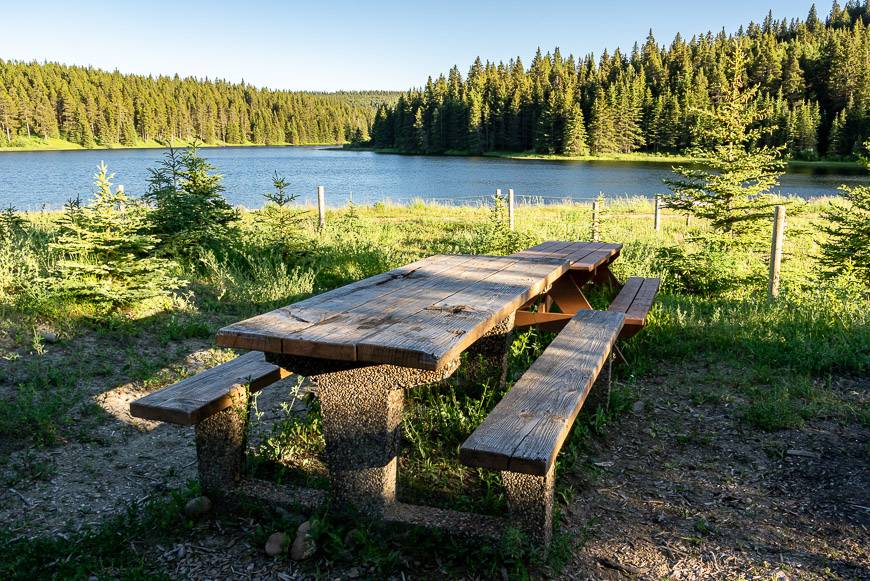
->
130;351;289;425
130;351;290;496
459;310;624;544
607;276;660;338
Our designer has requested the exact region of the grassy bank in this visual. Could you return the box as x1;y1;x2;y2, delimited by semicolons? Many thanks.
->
344;146;866;171
0;135;345;152
0;198;867;577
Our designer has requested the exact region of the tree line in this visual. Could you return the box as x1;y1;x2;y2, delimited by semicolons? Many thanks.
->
369;2;870;159
0;59;398;148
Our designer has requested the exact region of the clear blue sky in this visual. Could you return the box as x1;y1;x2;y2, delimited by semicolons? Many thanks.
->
1;0;819;91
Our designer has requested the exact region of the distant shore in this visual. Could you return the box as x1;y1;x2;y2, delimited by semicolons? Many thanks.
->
342;146;866;172
0;136;343;153
2;138;864;173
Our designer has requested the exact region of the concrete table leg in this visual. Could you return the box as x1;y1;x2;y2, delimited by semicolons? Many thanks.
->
501;464;555;548
463;313;515;388
268;355;460;518
318;381;402;516
194;389;250;496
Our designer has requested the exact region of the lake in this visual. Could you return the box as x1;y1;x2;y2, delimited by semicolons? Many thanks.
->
0;146;866;211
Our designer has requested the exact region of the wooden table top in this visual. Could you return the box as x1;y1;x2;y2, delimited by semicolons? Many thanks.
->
511;241;622;272
216;253;571;371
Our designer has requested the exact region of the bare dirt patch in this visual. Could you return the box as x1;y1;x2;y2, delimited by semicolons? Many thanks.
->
561;372;869;580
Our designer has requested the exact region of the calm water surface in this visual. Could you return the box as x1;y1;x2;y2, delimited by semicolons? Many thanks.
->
0;146;866;210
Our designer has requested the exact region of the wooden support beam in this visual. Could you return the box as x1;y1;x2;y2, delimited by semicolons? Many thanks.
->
514;310;574;333
547;273;593;313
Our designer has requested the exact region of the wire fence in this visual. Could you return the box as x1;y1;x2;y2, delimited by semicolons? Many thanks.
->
307;185;789;299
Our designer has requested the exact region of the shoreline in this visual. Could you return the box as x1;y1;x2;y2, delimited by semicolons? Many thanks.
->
1;139;862;172
342;146;865;172
0;138;344;153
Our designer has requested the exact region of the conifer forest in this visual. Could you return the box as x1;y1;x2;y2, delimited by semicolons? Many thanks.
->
0;61;394;148
370;2;870;159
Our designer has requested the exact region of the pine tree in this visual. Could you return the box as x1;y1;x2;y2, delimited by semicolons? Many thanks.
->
664;40;786;237
144;144;238;259
562;103;589;155
52;162;179;309
781;46;806;101
820;143;870;282
76;105;96;148
466;90;484;154
534;91;557;153
588;88;617;154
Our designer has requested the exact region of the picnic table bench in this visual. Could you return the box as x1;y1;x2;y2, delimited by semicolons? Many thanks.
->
130;241;659;546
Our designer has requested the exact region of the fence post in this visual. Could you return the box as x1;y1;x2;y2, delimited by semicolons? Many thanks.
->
591;200;601;242
654;195;662;233
768;205;786;300
508;189;515;230
317;185;326;230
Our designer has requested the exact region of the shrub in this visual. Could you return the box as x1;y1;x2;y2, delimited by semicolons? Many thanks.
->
655;235;746;296
51;162;180;310
466;193;536;255
819;140;870;285
252;171;310;261
144;143;239;261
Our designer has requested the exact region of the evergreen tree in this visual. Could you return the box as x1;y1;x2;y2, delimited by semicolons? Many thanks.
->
664;40;786;237
52;162;178;309
588;88;617;154
820;140;870;282
144;144;238;260
562;103;589;155
781;46;806;101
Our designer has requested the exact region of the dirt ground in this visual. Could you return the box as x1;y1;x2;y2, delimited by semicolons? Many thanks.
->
563;372;869;580
1;344;867;579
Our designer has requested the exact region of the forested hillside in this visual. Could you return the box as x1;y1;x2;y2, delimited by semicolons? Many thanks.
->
0;60;398;148
370;2;870;159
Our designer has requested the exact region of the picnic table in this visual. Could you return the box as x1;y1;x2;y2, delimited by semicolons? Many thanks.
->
132;241;658;546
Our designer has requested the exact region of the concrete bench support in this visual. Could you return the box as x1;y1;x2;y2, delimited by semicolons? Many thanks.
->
194;390;250;495
502;464;556;547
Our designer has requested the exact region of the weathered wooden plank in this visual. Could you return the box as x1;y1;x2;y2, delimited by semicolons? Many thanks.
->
460;310;624;475
571;246;622;271
129;352;289;425
608;277;660;326
215;254;466;353
606;276;643;314
513;241;622;272
356;257;570;369
562;242;606;264
624;277;660;326
278;255;513;361
510;241;582;260
513;310;573;333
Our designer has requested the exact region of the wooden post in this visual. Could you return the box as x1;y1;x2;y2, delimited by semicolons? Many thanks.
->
686;213;692;227
508;188;515;230
768;205;786;300
591;200;600;242
654;195;662;233
317;185;326;230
